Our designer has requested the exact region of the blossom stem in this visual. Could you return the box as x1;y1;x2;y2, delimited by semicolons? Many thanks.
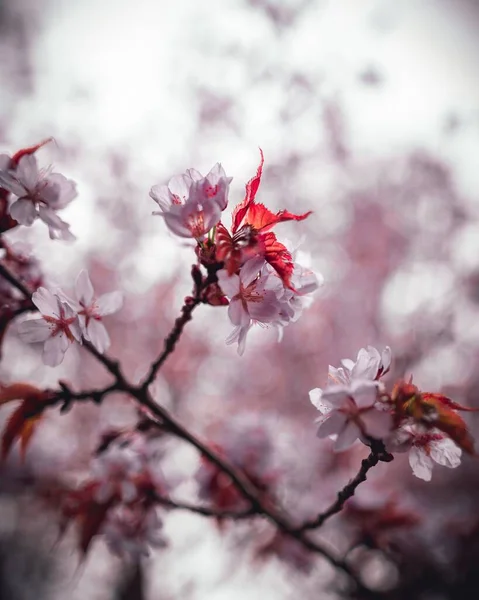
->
140;264;218;391
0;262;34;300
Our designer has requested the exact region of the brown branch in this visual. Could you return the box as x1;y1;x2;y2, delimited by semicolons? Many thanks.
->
154;494;256;519
296;441;393;533
140;264;218;391
0;262;373;594
0;262;33;299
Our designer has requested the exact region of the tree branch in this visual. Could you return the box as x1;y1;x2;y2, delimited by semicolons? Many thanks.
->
297;442;392;532
0;261;373;594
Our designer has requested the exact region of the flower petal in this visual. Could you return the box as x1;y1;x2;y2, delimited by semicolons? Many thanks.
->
75;270;94;305
9;199;37;226
86;319;111;353
32;287;59;317
360;408;393;439
316;411;347;438
429;437;462;469
351;380;378;408
42;333;70;367
240;257;266;288
43;173;77;208
15;155;39;191
18;319;51;343
334;421;360;452
217;270;240;298
96;291;123;315
409;447;433;481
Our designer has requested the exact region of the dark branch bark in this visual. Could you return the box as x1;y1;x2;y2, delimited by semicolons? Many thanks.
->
296;441;392;532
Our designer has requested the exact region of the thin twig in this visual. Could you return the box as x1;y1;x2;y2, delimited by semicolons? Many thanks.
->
154;494;256;519
296;442;392;532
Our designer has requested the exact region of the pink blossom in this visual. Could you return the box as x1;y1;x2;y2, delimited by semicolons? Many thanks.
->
92;440;147;503
73;270;123;353
387;427;462;481
310;380;393;451
217;257;281;355
0;153;77;240
150;163;231;239
103;505;166;559
17;287;82;366
265;258;323;332
330;345;391;386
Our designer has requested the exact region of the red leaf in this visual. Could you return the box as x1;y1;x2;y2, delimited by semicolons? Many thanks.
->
10;138;53;167
261;232;295;289
0;383;46;406
0;384;49;460
244;202;312;233
1;400;43;460
231;149;264;233
79;499;115;555
422;393;479;412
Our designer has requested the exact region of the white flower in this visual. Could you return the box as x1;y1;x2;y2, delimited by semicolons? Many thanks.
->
387;427;462;481
150;163;231;239
17;287;82;366
331;345;391;386
73;270;123;353
310;380;393;451
217;257;281;355
103;505;166;559
92;442;146;503
309;346;392;435
268;260;323;331
0;154;77;240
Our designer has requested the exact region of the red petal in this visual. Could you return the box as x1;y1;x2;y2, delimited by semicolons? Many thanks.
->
231;149;264;233
244;202;312;233
261;232;295;289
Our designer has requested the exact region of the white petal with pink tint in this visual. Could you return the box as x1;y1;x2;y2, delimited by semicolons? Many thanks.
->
335;421;361;451
217;271;240;298
350;380;379;408
317;411;347;438
15;155;39;190
43;333;70;367
9;199;36;225
429;437;461;468
42;173;78;208
76;270;94;305
18;319;51;343
32;287;59;317
239;257;265;287
86;319;111;353
361;408;393;439
409;447;433;481
96;291;123;316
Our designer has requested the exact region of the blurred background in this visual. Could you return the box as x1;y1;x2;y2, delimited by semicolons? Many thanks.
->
1;0;479;598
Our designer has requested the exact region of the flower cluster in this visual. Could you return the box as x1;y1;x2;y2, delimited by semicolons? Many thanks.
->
47;432;166;559
150;151;322;354
310;346;476;480
0;140;77;240
18;270;122;366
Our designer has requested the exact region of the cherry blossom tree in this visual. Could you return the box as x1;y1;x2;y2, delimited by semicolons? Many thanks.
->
0;138;477;600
